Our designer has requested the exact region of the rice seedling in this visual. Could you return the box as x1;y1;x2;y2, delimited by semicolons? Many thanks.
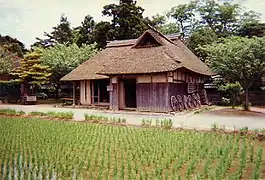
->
0;116;264;179
29;111;47;116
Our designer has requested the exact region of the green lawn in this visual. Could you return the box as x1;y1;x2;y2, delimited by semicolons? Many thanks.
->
0;117;264;179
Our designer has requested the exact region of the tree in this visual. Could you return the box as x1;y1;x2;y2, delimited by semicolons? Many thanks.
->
238;22;265;37
167;1;197;37
197;0;240;37
0;35;25;57
145;14;179;35
40;43;98;98
102;1;147;40
218;82;243;108
0;48;13;74
92;21;112;49
74;15;96;47
188;27;218;59
11;49;51;96
202;37;265;110
35;14;73;47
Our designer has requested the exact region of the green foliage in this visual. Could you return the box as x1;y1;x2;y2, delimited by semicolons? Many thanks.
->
188;27;218;59
197;0;240;37
0;34;25;57
84;113;126;124
219;82;243;108
102;1;147;40
29;111;47;116
167;1;197;36
35;15;73;47
41;43;98;74
40;43;98;98
11;49;51;86
202;36;265;110
74;15;96;47
46;111;74;119
0;47;14;74
92;21;112;49
0;109;25;116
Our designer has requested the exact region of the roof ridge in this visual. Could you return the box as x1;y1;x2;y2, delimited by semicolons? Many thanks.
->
147;24;175;45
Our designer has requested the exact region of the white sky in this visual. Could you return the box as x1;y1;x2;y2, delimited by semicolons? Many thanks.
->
0;0;264;48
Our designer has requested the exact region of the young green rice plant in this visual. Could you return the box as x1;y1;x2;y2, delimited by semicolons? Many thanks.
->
141;119;152;127
55;112;74;119
0;108;17;116
29;111;47;116
16;110;26;115
239;126;249;136
211;123;219;132
251;147;263;179
160;119;173;129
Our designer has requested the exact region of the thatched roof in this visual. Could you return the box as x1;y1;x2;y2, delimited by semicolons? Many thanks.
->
61;29;214;81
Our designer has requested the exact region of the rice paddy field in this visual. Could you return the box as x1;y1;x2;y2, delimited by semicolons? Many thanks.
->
0;117;264;180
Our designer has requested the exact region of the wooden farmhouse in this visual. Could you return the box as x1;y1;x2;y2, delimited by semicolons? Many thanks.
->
61;28;214;112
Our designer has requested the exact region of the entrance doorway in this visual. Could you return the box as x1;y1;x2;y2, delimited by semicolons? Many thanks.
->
92;79;110;104
123;79;137;108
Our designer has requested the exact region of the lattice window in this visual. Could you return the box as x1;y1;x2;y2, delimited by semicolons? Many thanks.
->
187;83;198;93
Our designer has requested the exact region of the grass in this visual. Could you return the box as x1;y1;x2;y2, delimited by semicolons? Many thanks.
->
0;117;264;179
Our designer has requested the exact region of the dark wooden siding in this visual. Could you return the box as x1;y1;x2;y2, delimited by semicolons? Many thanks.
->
110;83;118;110
136;83;170;112
168;83;187;98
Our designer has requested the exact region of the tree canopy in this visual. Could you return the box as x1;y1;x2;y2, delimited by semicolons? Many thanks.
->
201;37;265;109
0;48;14;74
11;50;51;86
40;43;98;98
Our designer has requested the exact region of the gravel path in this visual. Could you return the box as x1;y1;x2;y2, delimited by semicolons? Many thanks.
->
0;104;264;130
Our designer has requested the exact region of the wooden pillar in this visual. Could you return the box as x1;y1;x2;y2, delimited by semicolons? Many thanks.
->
73;82;75;105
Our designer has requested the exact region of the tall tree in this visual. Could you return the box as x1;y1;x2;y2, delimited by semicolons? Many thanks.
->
198;0;240;37
40;43;98;98
188;27;218;59
11;50;51;96
201;37;265;110
102;1;147;40
74;15;96;47
0;48;13;74
238;22;265;37
92;21;112;49
167;1;197;37
35;14;73;47
145;14;179;34
0;35;25;57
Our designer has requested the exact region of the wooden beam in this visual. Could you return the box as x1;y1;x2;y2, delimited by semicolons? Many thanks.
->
73;82;75;105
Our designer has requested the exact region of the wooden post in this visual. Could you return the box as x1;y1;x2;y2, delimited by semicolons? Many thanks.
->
73;82;75;106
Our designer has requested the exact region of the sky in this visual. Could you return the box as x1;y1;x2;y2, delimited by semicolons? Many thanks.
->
0;0;264;48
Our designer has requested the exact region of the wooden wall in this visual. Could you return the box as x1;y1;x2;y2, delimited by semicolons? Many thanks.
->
136;83;170;112
80;80;91;105
168;83;187;99
110;83;119;110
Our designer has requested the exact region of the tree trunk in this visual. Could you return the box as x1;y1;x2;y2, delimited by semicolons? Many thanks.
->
232;93;236;109
244;87;249;111
55;83;60;99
